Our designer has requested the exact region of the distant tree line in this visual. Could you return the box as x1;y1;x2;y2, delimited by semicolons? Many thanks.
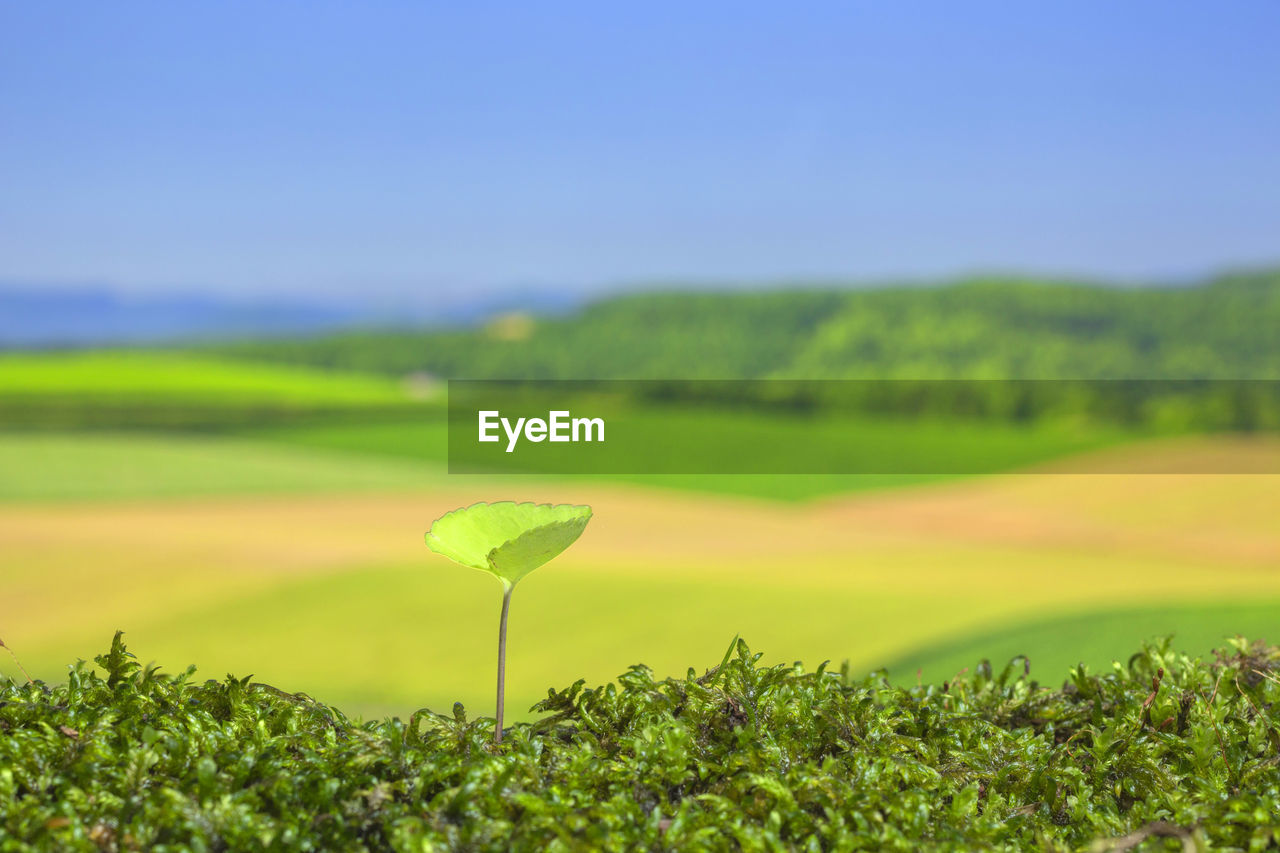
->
208;270;1280;428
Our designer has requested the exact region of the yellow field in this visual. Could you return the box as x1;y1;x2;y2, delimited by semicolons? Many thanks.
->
2;435;1276;720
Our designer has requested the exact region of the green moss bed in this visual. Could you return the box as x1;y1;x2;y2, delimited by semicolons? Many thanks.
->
2;634;1279;851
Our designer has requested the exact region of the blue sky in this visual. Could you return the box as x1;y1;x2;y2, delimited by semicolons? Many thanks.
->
2;1;1278;301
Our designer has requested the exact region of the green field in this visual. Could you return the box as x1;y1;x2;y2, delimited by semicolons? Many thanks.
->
0;415;1140;505
1;351;1145;502
0;430;985;503
252;410;1138;500
0;351;419;403
0;433;450;501
0;351;439;432
886;600;1280;685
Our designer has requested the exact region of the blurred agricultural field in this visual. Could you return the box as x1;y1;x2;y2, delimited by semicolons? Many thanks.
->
0;351;433;432
0;429;1276;718
0;335;1274;712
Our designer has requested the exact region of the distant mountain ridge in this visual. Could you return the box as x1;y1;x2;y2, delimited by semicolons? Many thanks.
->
0;287;353;347
0;284;584;348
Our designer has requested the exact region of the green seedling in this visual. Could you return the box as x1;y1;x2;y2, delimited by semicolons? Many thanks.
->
425;501;592;743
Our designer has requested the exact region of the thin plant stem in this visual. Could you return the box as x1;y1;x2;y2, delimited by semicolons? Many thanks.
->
495;586;513;744
0;637;33;684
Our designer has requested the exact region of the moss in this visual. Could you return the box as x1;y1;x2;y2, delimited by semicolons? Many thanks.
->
2;633;1279;851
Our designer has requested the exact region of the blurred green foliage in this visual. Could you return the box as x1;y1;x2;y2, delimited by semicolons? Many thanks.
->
4;633;1280;850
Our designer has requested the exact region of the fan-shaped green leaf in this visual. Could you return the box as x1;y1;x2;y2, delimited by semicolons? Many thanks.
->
425;501;592;589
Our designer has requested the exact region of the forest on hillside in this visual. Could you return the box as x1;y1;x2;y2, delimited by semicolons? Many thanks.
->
209;270;1280;380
